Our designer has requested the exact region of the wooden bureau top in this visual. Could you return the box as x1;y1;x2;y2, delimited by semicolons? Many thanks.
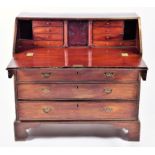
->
17;12;139;19
7;47;147;69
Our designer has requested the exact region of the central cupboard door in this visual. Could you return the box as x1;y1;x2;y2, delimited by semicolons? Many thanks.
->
68;20;88;46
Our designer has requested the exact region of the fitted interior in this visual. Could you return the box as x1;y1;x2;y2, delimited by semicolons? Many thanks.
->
16;19;138;48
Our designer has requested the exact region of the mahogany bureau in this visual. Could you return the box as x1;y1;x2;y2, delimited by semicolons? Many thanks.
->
7;13;148;141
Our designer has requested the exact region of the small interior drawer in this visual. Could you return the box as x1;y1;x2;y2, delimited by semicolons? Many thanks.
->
93;40;136;46
93;20;124;27
93;27;124;35
34;41;63;47
33;33;63;41
33;27;63;34
32;20;63;27
93;33;123;41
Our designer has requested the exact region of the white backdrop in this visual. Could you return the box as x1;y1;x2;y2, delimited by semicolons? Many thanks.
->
0;1;155;148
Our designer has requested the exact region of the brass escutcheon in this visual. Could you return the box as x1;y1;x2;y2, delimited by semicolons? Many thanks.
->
41;72;51;78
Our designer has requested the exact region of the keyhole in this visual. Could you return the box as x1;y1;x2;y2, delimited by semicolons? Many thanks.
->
76;85;79;89
77;71;79;75
77;104;79;108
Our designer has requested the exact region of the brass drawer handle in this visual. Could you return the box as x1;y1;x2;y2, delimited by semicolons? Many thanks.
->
104;88;112;94
41;88;50;93
42;107;52;113
104;72;114;78
41;72;51;78
103;107;113;112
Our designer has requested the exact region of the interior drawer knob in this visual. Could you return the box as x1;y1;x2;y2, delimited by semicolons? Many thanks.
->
41;72;51;78
104;72;114;77
46;22;50;25
105;36;111;39
42;107;52;113
104;88;112;94
106;22;110;25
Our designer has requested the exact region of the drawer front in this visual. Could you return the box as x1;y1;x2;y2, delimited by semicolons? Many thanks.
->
93;27;123;35
17;69;139;82
93;33;123;41
32;20;63;27
34;41;63;47
17;101;138;120
17;83;139;100
33;33;63;41
93;20;124;27
93;40;136;47
33;27;63;34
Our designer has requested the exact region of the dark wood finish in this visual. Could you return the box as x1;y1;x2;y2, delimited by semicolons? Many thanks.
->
14;120;140;141
93;20;124;45
93;27;124;34
33;33;63;41
33;27;63;34
93;34;123;41
17;101;138;121
93;27;124;41
32;20;63;27
8;48;146;69
68;20;88;46
7;13;148;141
32;20;64;45
16;40;34;51
17;68;139;82
64;20;68;47
88;20;93;46
93;20;124;27
17;83;139;100
34;41;63;47
93;40;136;46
